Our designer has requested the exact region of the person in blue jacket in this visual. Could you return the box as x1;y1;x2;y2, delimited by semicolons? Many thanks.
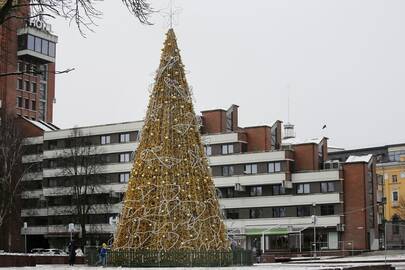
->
98;243;108;267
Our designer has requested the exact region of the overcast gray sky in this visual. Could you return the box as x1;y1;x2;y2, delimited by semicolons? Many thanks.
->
51;0;405;149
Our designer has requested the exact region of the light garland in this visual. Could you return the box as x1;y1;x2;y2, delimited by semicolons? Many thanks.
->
113;29;229;252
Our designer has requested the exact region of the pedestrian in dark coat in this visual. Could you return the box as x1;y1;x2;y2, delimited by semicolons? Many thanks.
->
68;241;76;266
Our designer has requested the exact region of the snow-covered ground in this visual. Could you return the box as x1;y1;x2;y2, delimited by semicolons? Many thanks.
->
2;263;400;270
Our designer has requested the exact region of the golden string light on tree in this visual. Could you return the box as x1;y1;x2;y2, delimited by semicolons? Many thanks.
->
113;28;230;251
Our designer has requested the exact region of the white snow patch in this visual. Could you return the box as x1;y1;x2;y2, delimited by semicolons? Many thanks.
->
346;154;372;163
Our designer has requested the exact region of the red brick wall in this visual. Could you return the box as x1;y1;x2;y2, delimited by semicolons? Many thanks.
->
293;144;318;171
201;110;226;134
244;126;271;152
342;162;368;250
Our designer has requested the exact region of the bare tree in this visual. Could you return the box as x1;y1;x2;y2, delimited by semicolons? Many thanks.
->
0;0;153;33
0;111;25;230
58;128;108;246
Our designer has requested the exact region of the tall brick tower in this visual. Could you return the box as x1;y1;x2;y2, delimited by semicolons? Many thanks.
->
0;4;57;123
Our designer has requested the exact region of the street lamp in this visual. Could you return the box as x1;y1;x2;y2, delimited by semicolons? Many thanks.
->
68;223;75;241
23;222;28;253
312;202;317;258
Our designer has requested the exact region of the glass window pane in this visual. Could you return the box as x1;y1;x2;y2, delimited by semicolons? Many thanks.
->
252;164;257;174
275;162;281;172
321;182;328;193
41;39;48;55
228;144;234;154
268;163;275;173
35;37;41;53
28;35;35;50
48;42;55;57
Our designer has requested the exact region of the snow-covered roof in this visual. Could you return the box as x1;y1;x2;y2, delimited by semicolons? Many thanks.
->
22;117;58;131
282;137;323;145
346;154;372;163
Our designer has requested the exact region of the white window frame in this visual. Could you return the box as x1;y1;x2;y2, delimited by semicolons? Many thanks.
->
101;135;111;145
119;153;130;163
120;133;130;143
119;173;130;183
204;145;212;156
244;164;258;174
221;144;234;155
297;183;310;194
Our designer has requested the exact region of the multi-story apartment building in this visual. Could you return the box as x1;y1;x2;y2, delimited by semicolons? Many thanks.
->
0;7;57;122
330;143;405;222
17;105;381;254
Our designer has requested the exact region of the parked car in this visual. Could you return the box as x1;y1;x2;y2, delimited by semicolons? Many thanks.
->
42;249;67;256
30;248;47;254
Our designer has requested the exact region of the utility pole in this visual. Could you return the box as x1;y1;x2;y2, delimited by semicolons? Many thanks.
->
312;203;317;258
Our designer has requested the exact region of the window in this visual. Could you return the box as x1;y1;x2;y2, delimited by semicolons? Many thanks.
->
120;133;130;143
24;99;29;109
39;101;46;121
119;153;130;163
31;100;36;110
226;210;239;219
18;62;23;72
27;35;35;50
204;145;212;156
41;39;48;55
101;135;111;145
393;175;398;183
244;164;258;174
49;160;57;169
250;186;262;196
250;208;263;219
222;165;234;176
17;97;23;107
34;36;41;53
273;207;286;217
40;65;47;81
272;184;285;195
17;79;23;90
268;162;281;173
221;144;234;155
48;42;56;57
393;191;399;202
297;206;311;217
320;205;335;215
39;83;46;100
25;80;30;91
32;82;37;93
119;173;130;183
296;183;310;194
321;182;335;193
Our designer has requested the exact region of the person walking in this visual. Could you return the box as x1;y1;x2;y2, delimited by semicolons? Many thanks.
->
68;240;76;266
98;243;108;267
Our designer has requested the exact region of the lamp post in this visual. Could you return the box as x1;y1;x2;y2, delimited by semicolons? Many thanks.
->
312;203;317;258
68;223;75;241
23;222;28;253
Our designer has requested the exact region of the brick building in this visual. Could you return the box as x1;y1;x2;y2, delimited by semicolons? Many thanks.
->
16;105;381;253
0;6;57;122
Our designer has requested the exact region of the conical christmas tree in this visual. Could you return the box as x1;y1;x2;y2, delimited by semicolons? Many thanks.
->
113;29;229;251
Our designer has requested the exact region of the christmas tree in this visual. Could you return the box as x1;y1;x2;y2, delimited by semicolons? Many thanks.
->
113;29;229;251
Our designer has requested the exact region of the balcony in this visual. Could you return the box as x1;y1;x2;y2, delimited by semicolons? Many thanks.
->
219;192;341;209
214;173;286;188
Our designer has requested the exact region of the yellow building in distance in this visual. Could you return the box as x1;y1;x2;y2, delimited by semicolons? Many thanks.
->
378;154;405;220
329;144;405;222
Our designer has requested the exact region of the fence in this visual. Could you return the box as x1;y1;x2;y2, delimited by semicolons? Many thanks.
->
87;247;253;267
385;221;405;249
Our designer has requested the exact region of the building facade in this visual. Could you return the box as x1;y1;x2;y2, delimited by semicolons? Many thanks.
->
17;105;381;253
0;8;57;122
330;144;405;222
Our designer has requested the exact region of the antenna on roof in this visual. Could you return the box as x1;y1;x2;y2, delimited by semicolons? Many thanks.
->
284;84;295;140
